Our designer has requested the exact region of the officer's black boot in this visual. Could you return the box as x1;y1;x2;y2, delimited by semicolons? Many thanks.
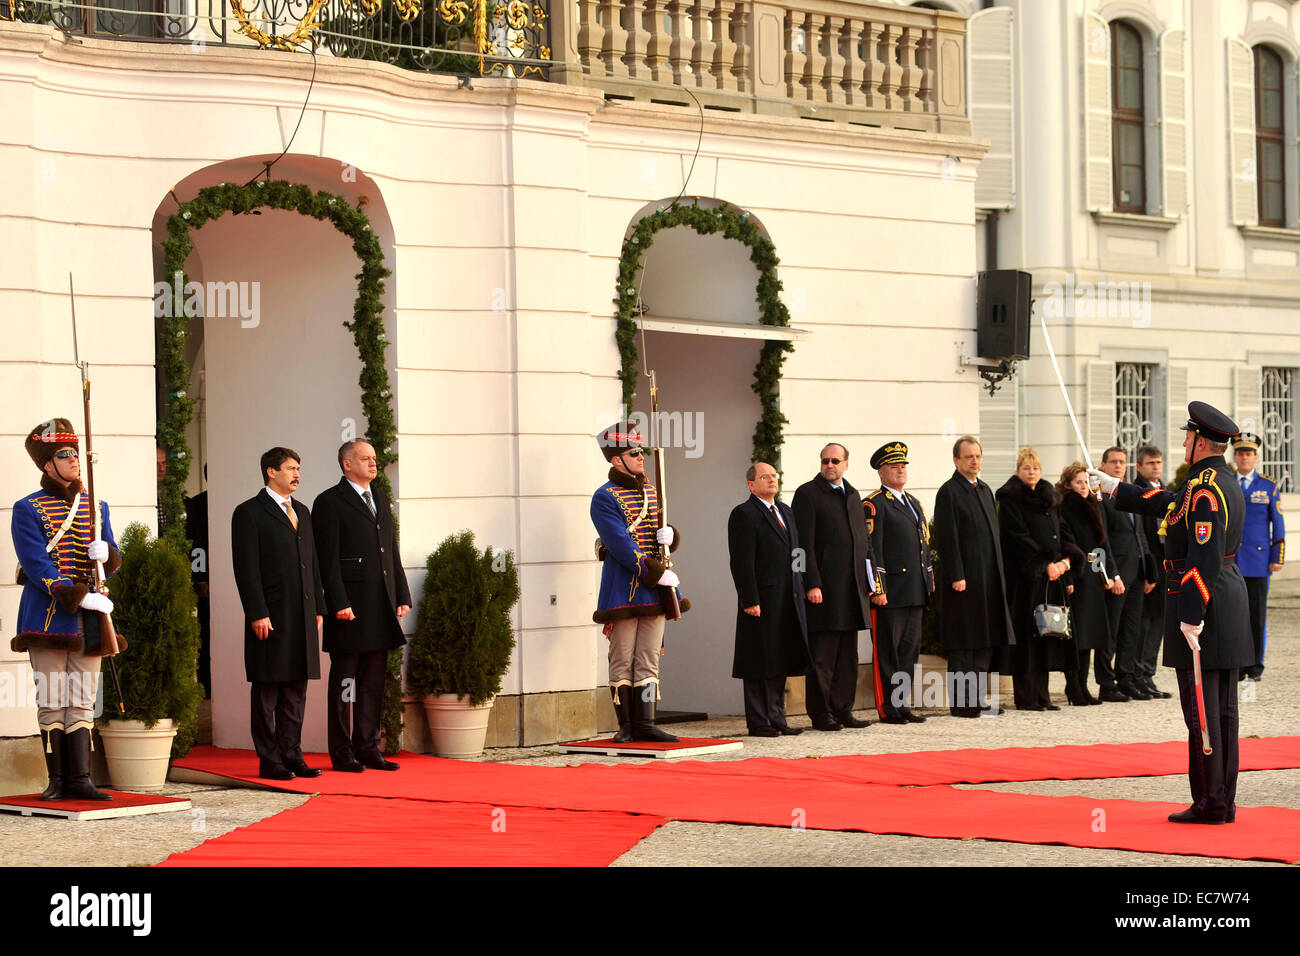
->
39;728;64;801
611;686;633;744
62;727;112;801
632;685;679;743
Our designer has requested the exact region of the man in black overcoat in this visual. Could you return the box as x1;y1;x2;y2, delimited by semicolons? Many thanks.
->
932;436;1014;717
727;462;809;737
1092;402;1254;824
1098;446;1158;702
1133;444;1173;699
864;442;933;724
231;447;326;780
313;440;412;772
185;468;210;697
791;443;874;731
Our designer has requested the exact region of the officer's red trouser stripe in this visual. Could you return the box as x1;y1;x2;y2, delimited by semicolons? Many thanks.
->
870;606;886;720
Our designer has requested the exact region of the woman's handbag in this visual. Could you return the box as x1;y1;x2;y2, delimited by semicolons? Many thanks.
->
1033;575;1072;640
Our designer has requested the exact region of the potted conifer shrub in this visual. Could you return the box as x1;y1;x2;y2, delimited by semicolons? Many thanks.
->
406;530;518;758
97;523;203;790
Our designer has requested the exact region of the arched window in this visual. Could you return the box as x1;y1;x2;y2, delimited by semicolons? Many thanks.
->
1254;45;1286;227
1110;21;1145;213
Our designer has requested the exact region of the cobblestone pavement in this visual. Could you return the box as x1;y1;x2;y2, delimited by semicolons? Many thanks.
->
4;582;1295;867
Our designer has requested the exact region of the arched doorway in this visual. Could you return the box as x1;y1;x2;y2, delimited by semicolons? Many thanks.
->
149;156;397;753
618;199;806;716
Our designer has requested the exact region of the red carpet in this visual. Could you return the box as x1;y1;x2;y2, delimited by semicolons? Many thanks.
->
159;796;665;867
170;740;1300;863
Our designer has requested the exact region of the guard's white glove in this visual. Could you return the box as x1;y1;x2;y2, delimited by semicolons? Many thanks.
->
80;592;114;615
87;540;109;563
1087;468;1119;495
1180;620;1204;653
655;526;675;547
657;569;680;588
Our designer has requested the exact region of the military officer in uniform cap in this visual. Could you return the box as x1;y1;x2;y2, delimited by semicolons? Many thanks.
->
1230;432;1285;681
864;442;933;724
1090;401;1254;824
591;422;689;743
11;418;122;802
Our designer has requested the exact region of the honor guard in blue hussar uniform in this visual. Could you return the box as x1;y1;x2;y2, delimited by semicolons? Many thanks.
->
863;442;934;725
1230;432;1285;682
11;419;123;802
1090;402;1254;824
591;422;690;743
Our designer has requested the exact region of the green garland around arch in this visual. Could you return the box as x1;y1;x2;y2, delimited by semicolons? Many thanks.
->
614;201;793;467
159;179;402;750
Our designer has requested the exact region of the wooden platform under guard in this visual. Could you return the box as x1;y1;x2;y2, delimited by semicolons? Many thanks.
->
556;737;743;759
0;791;193;821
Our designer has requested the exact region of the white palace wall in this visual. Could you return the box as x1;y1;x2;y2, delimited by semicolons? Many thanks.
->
0;23;986;757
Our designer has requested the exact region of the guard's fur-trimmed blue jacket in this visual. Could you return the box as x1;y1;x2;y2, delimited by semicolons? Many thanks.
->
591;467;689;624
10;475;120;653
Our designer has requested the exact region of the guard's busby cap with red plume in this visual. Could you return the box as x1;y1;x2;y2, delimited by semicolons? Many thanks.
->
596;422;646;461
25;418;79;468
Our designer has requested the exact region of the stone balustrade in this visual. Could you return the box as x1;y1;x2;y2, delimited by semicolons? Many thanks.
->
549;0;970;134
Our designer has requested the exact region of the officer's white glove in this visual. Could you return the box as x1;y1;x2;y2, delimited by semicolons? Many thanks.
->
657;569;680;588
80;592;114;615
1087;469;1119;495
1180;620;1204;653
87;540;109;563
655;526;675;547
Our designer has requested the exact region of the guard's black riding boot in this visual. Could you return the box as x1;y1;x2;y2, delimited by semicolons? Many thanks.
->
611;686;633;744
632;686;679;743
62;727;112;801
39;728;64;801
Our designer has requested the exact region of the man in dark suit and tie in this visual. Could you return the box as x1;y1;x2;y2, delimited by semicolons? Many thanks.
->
1099;446;1158;702
864;442;934;724
791;443;875;731
727;462;809;737
312;440;412;772
231;447;326;780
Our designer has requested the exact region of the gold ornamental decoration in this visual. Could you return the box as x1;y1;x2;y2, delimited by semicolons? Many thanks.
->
227;0;423;52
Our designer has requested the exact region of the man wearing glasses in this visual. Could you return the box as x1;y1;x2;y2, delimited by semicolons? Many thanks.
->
591;422;689;742
791;443;875;731
12;418;121;801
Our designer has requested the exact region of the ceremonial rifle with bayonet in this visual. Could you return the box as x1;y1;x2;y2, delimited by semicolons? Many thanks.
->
647;370;682;622
70;274;127;712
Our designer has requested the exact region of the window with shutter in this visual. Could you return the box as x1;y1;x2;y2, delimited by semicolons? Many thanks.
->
1255;45;1286;227
1227;38;1259;226
1086;360;1116;459
1234;365;1264;444
1165;363;1189;459
978;378;1019;482
1083;12;1113;212
1115;362;1156;480
1160;29;1188;218
1111;21;1146;213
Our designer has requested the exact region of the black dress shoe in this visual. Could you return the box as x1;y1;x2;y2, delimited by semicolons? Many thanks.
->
1168;805;1226;825
357;754;400;771
837;713;871;728
880;715;909;725
950;707;980;718
811;719;843;731
285;759;323;778
1143;679;1173;699
332;758;365;773
259;763;295;781
1018;703;1045;711
1119;681;1152;701
775;725;804;736
1099;686;1131;703
1043;703;1061;711
748;727;780;737
902;709;926;723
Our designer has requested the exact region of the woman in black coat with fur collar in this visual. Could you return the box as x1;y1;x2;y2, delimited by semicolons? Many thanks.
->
1057;462;1116;706
996;449;1085;710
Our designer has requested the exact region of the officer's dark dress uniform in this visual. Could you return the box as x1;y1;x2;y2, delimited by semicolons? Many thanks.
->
1231;433;1285;681
1113;403;1254;823
863;442;933;724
